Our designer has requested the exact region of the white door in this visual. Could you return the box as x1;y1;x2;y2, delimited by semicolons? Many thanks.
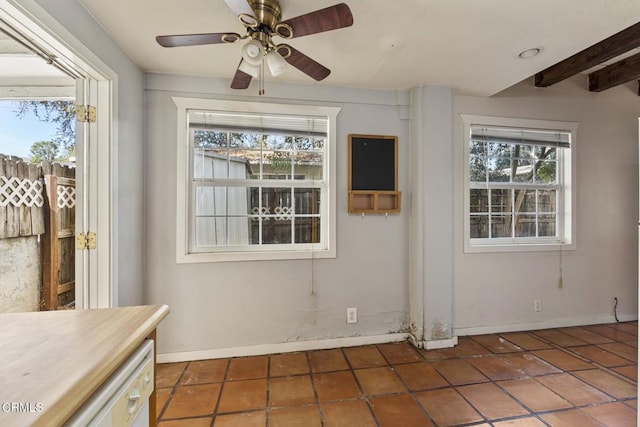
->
0;0;113;309
76;77;112;309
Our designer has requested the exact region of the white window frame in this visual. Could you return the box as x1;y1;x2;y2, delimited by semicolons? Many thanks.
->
174;97;340;263
462;114;577;253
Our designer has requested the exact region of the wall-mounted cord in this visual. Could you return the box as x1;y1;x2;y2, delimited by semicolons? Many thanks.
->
557;247;564;289
614;297;620;322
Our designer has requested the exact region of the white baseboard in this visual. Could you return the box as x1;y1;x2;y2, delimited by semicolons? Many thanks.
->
455;313;638;337
409;334;459;350
425;336;459;350
157;333;410;364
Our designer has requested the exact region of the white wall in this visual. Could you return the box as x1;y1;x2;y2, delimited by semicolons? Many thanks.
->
144;74;410;356
146;73;639;357
32;0;146;306
454;77;639;334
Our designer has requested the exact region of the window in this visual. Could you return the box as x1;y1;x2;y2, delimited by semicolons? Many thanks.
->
462;115;577;252
175;98;340;262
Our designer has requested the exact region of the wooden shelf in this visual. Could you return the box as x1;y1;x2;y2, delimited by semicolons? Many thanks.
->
348;191;401;214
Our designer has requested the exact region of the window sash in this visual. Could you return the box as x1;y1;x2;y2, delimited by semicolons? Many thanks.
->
190;182;326;253
175;97;340;263
462;114;577;252
189;125;328;252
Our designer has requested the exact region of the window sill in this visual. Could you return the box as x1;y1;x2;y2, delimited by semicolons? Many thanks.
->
464;241;575;254
177;247;336;263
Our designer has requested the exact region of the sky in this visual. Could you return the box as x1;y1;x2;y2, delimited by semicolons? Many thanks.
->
0;100;59;158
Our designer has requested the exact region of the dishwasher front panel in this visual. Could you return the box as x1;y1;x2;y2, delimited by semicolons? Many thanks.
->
64;339;154;427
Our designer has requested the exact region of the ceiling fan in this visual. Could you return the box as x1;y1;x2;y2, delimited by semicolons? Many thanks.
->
156;0;354;91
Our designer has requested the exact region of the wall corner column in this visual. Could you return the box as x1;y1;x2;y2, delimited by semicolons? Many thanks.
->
408;85;456;349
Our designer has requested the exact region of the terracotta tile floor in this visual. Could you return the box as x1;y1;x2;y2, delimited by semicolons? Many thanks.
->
156;322;637;426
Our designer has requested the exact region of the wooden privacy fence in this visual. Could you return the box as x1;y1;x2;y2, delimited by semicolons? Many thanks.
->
0;155;76;310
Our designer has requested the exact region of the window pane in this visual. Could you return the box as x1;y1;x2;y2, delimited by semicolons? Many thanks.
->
487;142;511;158
195;186;226;216
470;214;488;238
513;160;533;183
294;151;323;180
229;149;260;179
249;187;263;217
470;189;488;213
262;187;292;213
264;134;292;150
538;190;556;213
470;141;485;155
262;219;292;244
539;214;557;237
295;217;320;243
228;186;250;216
263;150;293;177
491;214;512;238
515;214;536;237
194;149;230;179
227;217;250;245
229;132;261;149
535;146;557;160
514;144;534;159
487;158;510;182
517;190;536;213
195;217;226;246
194;130;227;148
295;188;320;215
469;156;487;182
491;189;511;213
295;136;324;152
535;160;556;184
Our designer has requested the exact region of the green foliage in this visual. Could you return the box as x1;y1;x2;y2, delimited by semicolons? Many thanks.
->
16;101;76;159
29;140;59;163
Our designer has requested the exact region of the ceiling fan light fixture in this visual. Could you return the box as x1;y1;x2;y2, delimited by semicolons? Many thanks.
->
242;39;264;65
238;59;261;78
266;50;288;76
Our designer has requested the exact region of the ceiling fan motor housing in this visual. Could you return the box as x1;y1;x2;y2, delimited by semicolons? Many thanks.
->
248;0;282;32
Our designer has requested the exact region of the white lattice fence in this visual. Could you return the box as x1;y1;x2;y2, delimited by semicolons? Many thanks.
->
0;176;44;208
57;184;76;209
0;155;75;239
0;156;45;238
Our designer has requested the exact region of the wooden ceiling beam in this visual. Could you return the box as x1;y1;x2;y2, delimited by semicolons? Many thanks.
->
588;52;640;92
535;22;640;87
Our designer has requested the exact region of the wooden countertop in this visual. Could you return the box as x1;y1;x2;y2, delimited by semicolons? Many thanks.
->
0;304;169;427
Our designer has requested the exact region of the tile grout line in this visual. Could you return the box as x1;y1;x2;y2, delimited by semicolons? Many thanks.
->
157;361;190;423
156;322;636;426
375;343;440;427
340;346;381;426
304;350;326;426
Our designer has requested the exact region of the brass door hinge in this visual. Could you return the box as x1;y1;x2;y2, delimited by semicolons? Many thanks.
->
86;232;96;249
76;105;96;123
76;232;97;250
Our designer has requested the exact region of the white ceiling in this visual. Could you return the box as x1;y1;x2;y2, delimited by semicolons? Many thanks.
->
2;1;640;97
75;0;640;96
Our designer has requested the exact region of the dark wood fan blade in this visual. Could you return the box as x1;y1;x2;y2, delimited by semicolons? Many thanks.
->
277;45;330;81
156;32;241;47
231;60;252;89
277;3;353;38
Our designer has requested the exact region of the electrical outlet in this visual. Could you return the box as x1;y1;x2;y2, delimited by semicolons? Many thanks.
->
534;299;542;312
347;307;358;324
